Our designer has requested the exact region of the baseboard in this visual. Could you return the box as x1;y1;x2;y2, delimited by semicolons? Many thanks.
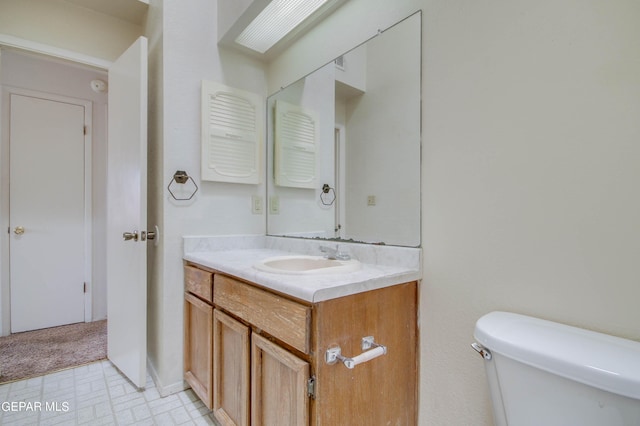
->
146;357;187;397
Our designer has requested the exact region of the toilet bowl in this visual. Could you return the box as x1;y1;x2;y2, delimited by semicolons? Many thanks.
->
473;311;640;426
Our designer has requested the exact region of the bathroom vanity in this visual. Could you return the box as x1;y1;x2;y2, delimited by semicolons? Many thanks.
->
184;14;423;422
183;239;420;426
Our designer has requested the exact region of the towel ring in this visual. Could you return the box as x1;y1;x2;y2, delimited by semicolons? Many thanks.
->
168;170;198;201
320;184;336;206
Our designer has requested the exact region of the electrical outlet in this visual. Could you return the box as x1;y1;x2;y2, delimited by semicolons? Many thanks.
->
269;196;280;214
251;195;263;214
367;195;376;206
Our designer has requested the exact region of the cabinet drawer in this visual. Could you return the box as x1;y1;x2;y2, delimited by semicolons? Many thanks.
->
213;275;311;354
184;265;213;303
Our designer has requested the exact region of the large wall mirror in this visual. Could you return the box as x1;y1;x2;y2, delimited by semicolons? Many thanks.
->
266;12;421;247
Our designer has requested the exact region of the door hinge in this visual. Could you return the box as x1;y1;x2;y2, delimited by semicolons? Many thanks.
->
83;282;87;293
307;376;316;399
83;126;87;135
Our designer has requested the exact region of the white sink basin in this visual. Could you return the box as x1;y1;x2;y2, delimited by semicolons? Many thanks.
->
253;255;361;275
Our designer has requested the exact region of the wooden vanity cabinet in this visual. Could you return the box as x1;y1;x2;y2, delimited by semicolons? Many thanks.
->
183;265;214;409
184;262;418;425
251;332;310;426
312;281;418;425
213;274;311;426
212;309;250;425
211;308;310;426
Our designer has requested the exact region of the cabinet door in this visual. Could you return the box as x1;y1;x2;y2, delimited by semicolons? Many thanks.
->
213;310;250;426
313;282;418;425
184;292;213;409
251;333;309;426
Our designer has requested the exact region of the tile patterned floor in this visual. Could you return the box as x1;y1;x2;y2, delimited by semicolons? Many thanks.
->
0;360;220;425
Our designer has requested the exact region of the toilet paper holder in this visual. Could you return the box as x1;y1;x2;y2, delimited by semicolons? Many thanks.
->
325;336;387;369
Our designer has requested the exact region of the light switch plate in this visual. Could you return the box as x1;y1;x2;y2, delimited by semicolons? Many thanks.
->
269;196;280;214
251;195;263;214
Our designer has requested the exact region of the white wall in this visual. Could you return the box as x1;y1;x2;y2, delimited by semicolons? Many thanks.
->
146;0;268;394
271;0;640;424
0;50;109;333
0;0;143;62
422;0;640;423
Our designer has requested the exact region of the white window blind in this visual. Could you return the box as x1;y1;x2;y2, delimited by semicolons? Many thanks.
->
201;80;263;184
274;100;318;188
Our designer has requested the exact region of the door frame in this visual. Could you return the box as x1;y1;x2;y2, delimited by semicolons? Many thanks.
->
1;85;93;332
335;124;346;239
0;37;107;336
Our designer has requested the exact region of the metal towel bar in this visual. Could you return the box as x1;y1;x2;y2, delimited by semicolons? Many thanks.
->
325;336;387;369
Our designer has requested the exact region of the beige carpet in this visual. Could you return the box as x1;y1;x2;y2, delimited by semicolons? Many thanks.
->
0;320;107;384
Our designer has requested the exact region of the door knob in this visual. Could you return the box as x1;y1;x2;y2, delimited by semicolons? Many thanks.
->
123;231;139;241
14;226;25;235
144;225;160;246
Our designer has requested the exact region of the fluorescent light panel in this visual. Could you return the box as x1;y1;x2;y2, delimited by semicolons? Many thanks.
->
235;0;331;54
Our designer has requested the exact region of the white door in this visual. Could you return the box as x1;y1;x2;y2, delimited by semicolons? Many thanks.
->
107;36;148;388
9;94;86;333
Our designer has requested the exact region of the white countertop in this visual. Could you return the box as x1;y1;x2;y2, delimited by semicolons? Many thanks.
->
183;237;421;303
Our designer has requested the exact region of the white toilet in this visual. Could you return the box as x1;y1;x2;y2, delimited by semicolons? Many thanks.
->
473;311;640;426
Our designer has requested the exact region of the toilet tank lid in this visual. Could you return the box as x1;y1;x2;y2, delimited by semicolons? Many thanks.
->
474;311;640;400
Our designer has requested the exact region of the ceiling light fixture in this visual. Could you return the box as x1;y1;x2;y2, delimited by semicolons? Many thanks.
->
235;0;331;54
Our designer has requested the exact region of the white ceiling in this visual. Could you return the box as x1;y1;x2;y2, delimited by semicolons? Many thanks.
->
62;0;148;26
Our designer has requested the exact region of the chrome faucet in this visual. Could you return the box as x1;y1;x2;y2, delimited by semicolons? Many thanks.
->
320;245;351;261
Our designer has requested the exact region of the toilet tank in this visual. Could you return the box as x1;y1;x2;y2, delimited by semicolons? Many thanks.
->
473;311;640;426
